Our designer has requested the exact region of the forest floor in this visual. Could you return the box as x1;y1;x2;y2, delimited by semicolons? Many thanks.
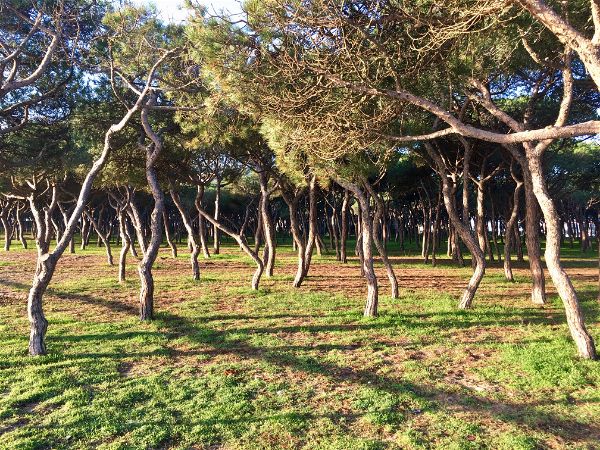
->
0;239;599;449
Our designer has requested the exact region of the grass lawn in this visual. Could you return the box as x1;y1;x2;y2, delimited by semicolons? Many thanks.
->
0;238;599;449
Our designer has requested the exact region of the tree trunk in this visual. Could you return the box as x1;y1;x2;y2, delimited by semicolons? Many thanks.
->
340;189;350;264
364;180;399;299
213;178;221;254
527;152;596;359
432;189;442;267
259;172;276;277
504;179;523;282
162;210;177;258
302;175;318;280
195;185;211;259
197;205;264;290
336;178;378;316
118;210;130;283
138;99;165;321
426;144;485;309
171;187;201;281
85;210;114;266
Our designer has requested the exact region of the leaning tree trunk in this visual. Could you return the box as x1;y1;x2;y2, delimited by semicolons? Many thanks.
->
425;144;485;309
504;179;523;282
213;178;221;255
340;189;350;263
523;173;547;305
137;98;165;321
197;205;264;289
85;210;114;266
195;185;211;259
171;186;201;281
117;209;130;283
163;210;177;258
364;180;399;299
24;73;152;354
527;152;596;359
259;172;276;277
282;193;307;288
301;175;318;281
336;178;378;317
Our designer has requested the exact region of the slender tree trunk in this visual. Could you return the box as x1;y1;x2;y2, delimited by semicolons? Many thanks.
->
213;178;221;255
336;178;378;316
302;175;318;280
118;210;130;283
162;210;177;258
197;205;264;289
490;199;501;262
504;180;523;282
340;189;350;263
259;172;276;277
364;181;399;299
194;185;211;259
85;210;114;266
527;152;596;359
282;192;307;288
171;187;201;280
426;144;485;309
432;189;442;267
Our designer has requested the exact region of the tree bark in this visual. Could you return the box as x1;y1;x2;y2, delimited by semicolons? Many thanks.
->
336;178;378;317
504;173;523;282
259;171;276;277
527;151;596;359
340;189;350;264
163;210;177;258
425;143;485;309
137;97;165;321
171;186;201;281
364;180;399;299
213;177;221;254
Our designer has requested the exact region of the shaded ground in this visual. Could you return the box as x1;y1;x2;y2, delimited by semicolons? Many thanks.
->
0;239;599;449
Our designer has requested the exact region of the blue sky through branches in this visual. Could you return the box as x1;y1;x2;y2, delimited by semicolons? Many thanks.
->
134;0;244;23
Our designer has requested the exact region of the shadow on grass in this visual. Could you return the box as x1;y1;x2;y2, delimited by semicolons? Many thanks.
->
3;276;600;444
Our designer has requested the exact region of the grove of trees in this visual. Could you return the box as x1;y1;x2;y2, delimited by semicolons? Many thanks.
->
1;0;599;361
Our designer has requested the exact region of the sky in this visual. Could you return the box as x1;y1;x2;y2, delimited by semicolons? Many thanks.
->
133;0;244;23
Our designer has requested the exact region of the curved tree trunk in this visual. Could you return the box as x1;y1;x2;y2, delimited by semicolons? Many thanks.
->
336;178;378;317
171;186;201;281
523;173;547;305
117;209;130;283
259;172;276;277
302;175;318;281
425;144;485;309
197;205;264;289
364;180;399;299
85;210;114;266
431;189;442;267
15;205;27;249
340;189;350;263
163;210;177;258
213;178;221;255
194;185;211;259
527;152;596;359
504;178;523;282
283;192;307;288
137;99;165;321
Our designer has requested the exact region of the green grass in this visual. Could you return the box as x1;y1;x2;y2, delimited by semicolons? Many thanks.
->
0;238;599;449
